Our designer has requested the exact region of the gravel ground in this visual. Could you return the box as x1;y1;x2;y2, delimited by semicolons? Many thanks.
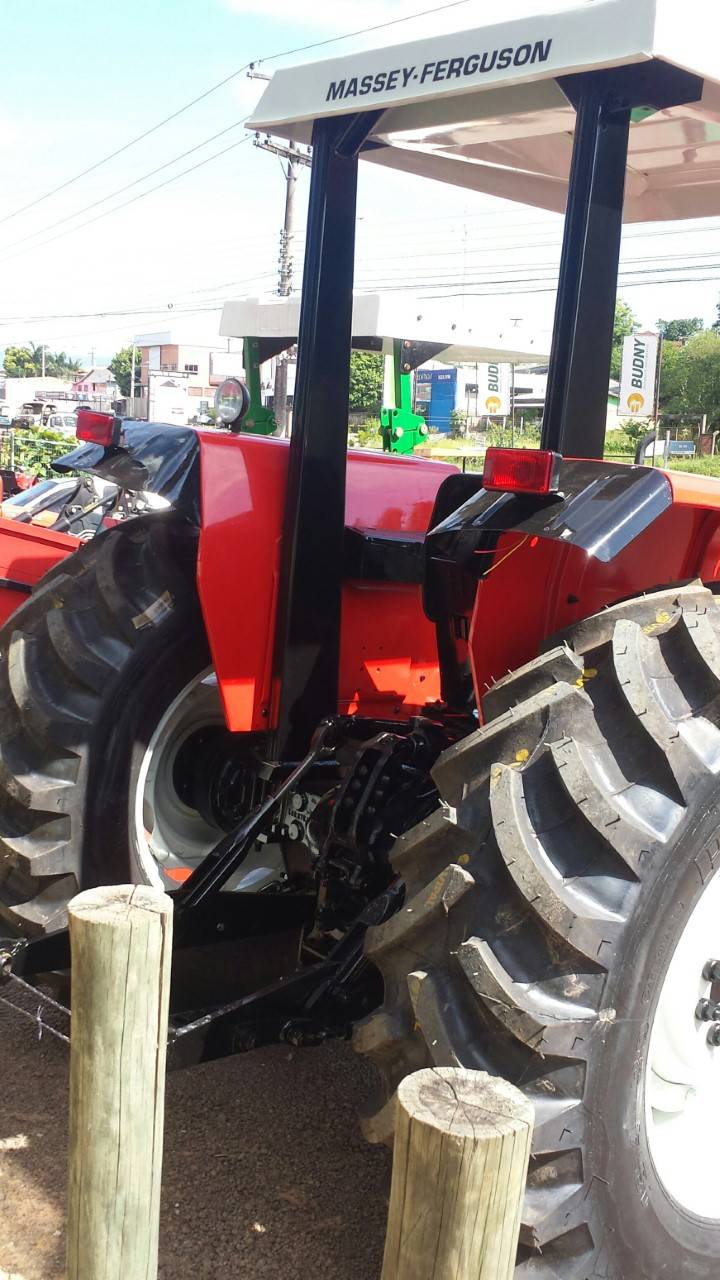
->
0;1002;391;1279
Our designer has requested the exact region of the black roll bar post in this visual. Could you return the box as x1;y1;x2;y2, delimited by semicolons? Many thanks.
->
271;111;382;761
542;64;704;461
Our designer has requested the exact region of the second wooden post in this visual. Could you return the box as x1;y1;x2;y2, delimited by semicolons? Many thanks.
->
381;1067;534;1280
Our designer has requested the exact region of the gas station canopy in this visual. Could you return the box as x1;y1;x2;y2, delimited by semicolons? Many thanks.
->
248;0;720;222
219;294;549;365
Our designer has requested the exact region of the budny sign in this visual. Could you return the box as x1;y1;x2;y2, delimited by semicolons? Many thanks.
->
618;333;659;418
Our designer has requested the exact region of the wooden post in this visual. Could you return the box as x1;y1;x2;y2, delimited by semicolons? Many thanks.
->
66;885;173;1280
382;1068;533;1280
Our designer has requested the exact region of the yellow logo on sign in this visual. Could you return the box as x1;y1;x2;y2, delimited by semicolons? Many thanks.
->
628;392;645;414
485;395;502;414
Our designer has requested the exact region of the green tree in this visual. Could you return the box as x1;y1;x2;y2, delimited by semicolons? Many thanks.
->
659;339;688;410
3;344;86;380
27;342;46;373
109;345;141;398
659;330;720;427
610;299;639;378
46;350;82;378
349;351;383;412
2;345;36;377
656;317;704;343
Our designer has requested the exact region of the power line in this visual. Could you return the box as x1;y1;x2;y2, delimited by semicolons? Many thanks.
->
0;136;254;267
4;265;715;353
0;0;472;229
0;119;249;255
0;78;255;230
8;256;714;330
0;280;277;327
353;250;720;286
253;0;474;67
421;275;720;300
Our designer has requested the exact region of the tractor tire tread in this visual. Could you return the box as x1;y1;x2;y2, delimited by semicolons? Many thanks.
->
0;516;197;934
356;582;720;1278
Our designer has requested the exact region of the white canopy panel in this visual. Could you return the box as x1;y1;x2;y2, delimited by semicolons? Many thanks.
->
249;0;720;222
219;294;549;364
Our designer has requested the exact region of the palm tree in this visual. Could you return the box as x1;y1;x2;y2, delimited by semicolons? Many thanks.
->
46;350;83;379
27;342;45;375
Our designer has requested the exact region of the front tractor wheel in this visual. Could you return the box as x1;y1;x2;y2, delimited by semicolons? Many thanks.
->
356;583;720;1279
0;519;278;936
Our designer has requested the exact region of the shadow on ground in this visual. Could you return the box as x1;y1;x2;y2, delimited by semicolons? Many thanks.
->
0;1005;391;1279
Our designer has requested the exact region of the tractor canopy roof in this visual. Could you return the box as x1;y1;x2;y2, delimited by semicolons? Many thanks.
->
219;293;549;364
249;0;720;222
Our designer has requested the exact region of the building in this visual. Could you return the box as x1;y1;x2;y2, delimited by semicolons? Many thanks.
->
71;367;120;404
134;326;244;424
511;364;622;427
413;361;623;433
0;375;78;417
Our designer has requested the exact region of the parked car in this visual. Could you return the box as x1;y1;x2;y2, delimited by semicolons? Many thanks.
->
46;412;83;435
11;400;54;428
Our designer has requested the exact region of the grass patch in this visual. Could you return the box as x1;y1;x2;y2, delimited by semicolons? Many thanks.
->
662;455;720;477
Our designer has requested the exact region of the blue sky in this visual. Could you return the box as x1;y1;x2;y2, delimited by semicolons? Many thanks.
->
0;0;718;366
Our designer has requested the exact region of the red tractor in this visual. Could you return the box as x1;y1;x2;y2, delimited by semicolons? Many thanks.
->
4;2;720;1275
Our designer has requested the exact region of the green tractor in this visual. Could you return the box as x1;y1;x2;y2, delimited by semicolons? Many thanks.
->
219;292;543;451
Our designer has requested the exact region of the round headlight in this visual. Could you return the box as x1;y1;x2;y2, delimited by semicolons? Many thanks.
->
215;378;250;429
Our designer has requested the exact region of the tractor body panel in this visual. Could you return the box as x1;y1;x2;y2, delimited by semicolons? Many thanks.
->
0;519;79;627
195;429;456;732
54;422;456;734
425;458;720;709
50;428;720;735
467;502;718;707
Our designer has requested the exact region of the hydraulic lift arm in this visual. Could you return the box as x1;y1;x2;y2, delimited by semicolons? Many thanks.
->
380;338;429;454
241;337;279;435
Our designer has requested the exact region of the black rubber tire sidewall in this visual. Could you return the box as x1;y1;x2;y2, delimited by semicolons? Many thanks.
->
588;798;720;1276
83;604;211;887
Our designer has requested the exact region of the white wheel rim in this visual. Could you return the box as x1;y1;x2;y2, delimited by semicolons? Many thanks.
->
132;668;226;886
132;668;281;892
645;865;720;1218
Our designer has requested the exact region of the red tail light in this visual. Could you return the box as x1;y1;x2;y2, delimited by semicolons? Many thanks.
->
483;447;561;495
76;409;120;447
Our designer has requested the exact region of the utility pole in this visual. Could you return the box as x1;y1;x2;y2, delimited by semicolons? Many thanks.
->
41;344;45;379
254;134;311;434
130;343;136;414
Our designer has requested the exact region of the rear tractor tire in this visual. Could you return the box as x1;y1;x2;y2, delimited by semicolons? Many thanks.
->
355;582;720;1278
0;518;272;936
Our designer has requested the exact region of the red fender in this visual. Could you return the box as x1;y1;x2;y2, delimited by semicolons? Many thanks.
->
0;520;79;628
469;474;720;704
195;432;457;732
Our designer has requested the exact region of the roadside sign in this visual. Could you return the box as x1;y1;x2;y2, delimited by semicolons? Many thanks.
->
477;362;510;416
667;440;695;456
618;333;659;416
